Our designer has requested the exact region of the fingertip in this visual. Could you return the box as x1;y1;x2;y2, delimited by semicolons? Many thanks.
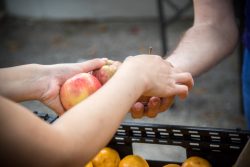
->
131;102;144;118
145;109;158;118
159;96;174;112
148;96;161;108
175;85;188;100
178;92;188;100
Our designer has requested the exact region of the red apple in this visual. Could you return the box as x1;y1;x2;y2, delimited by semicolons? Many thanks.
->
92;60;121;85
60;73;102;110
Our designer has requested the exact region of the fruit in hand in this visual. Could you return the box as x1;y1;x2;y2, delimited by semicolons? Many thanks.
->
92;147;120;167
93;60;121;84
181;156;212;167
119;155;149;167
60;73;102;110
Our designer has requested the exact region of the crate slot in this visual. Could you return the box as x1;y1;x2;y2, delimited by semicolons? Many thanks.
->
117;142;125;145
211;136;221;140
229;133;239;137
230;145;241;149
188;130;198;134
210;144;220;148
157;128;167;132
209;132;219;135
146;131;155;135
158;139;168;144
115;137;124;141
192;148;200;151
191;134;200;138
147;135;156;138
173;133;183;137
145;139;154;143
145;127;153;131
117;132;126;136
189;142;199;146
131;138;141;142
231;137;241;141
117;129;125;133
172;129;181;133
212;149;221;152
134;133;142;137
160;132;169;136
172;141;182;144
133;130;141;134
130;126;139;130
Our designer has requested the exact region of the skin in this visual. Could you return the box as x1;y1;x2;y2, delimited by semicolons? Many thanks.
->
134;0;238;117
0;59;107;115
0;55;193;167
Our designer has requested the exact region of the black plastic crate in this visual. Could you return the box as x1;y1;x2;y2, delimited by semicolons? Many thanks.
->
33;111;250;167
109;122;250;166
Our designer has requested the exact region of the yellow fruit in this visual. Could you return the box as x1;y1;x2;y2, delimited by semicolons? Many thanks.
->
163;164;181;167
92;147;120;167
119;155;149;167
181;156;212;167
85;162;93;167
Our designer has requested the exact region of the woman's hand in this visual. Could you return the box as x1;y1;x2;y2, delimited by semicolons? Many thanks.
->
38;59;106;115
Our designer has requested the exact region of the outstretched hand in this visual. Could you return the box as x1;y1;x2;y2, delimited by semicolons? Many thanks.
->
39;59;106;115
129;62;193;119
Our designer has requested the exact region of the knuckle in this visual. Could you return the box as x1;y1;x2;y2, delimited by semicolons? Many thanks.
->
185;73;193;80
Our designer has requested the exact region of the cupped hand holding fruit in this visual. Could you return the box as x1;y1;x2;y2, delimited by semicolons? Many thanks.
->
59;59;121;111
60;73;102;110
39;58;107;115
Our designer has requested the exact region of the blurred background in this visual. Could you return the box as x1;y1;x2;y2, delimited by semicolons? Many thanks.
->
0;0;247;129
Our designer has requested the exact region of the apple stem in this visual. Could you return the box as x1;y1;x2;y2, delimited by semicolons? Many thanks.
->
148;47;152;55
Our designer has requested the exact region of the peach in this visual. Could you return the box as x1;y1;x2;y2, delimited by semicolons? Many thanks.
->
60;73;102;110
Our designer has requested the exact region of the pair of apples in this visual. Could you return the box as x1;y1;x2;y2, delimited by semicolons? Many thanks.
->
60;60;120;110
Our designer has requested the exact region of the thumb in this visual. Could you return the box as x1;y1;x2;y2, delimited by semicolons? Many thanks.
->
78;58;107;73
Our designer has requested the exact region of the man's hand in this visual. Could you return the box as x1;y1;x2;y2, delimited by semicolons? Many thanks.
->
130;96;174;118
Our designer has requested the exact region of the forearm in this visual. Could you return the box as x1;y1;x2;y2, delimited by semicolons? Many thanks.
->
0;64;45;101
167;0;238;77
52;65;144;165
0;65;144;166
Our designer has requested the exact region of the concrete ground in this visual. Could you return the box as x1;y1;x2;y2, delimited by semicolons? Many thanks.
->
0;17;247;129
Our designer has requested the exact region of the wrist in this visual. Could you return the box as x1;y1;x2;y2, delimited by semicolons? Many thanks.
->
24;64;49;101
116;61;146;96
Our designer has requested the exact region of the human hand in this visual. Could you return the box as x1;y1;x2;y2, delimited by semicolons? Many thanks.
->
123;55;193;118
130;96;174;118
122;54;194;98
38;58;106;115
